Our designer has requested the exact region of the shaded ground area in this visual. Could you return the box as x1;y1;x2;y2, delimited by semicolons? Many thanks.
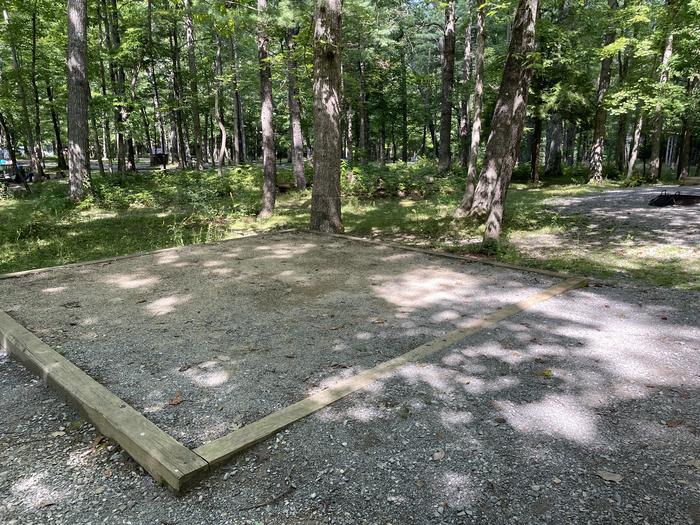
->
510;185;700;289
1;233;699;524
0;232;555;447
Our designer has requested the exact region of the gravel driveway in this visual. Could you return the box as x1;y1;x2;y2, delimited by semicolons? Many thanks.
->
1;233;698;525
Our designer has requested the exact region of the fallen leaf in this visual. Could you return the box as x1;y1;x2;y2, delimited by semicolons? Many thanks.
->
542;368;554;378
666;419;684;428
168;391;183;406
34;499;56;509
104;468;113;478
433;449;445;461
330;325;345;331
50;431;66;438
596;470;623;483
687;459;700;470
92;435;107;449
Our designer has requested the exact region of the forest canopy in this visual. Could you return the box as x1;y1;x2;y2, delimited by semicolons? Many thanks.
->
0;0;698;241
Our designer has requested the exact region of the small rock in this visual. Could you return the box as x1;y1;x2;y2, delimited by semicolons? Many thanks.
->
95;486;106;495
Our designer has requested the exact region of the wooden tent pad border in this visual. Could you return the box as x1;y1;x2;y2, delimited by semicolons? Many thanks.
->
0;310;208;492
194;276;588;466
0;232;587;492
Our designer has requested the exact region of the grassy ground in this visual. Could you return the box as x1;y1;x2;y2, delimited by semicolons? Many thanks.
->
1;161;696;289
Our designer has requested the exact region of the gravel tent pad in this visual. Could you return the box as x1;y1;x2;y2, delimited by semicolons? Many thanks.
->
1;270;698;524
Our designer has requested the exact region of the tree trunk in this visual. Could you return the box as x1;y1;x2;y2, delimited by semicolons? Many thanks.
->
0;112;20;178
626;108;643;179
286;27;306;190
3;10;42;178
214;38;227;177
650;32;673;180
530;116;542;183
455;5;486;216
46;82;69;171
459;0;473;169
544;112;563;178
358;61;370;162
438;0;457;174
169;24;187;169
346;105;354;163
30;12;46;177
231;36;246;164
400;40;409;163
183;0;203;169
467;0;539;242
677;79;698;180
67;0;91;201
588;0;618;183
257;0;277;218
310;0;343;232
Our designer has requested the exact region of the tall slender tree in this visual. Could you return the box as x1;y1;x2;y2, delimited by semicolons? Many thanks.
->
67;0;91;201
310;0;343;233
257;0;277;218
437;0;456;174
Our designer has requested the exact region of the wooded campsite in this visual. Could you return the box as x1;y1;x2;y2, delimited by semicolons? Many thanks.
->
0;0;698;523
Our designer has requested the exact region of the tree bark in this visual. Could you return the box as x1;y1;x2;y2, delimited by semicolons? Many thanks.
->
530;116;542;183
3;10;42;178
257;0;277;218
183;0;203;169
286;27;306;190
677;79;698;180
67;0;91;201
30;11;46;177
438;0;457;174
649;31;673;180
400;38;409;163
467;0;538;243
626;108;643;179
588;0;618;183
358;61;370;162
169;24;187;168
310;0;343;233
459;0;473;169
46;82;69;171
454;5;485;216
0;112;20;178
214;38;227;177
544;112;563;178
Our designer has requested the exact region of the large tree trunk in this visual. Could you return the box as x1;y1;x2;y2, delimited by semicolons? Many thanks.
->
231;36;246;164
459;0;473;169
0;112;20;179
105;0;127;173
257;0;277;218
286;27;306;190
626;108;643;179
454;5;486;216
467;0;539;242
649;32;673;180
310;0;343;233
588;0;618;183
183;0;203;169
438;0;457;174
544;112;563;178
67;0;91;201
46;82;68;171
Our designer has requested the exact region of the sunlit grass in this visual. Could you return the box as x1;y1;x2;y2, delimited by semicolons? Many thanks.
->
0;163;697;289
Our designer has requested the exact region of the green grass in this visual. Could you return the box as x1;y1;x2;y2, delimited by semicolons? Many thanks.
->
1;161;697;289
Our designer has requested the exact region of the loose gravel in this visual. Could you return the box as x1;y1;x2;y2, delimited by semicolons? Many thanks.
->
1;231;698;524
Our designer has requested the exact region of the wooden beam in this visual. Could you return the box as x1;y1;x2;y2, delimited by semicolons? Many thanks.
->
0;310;209;492
195;277;587;467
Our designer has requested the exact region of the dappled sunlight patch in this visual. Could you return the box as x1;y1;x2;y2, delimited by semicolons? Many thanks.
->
41;286;67;294
372;267;487;311
439;409;475;429
185;368;230;388
145;294;192;316
438;471;478;509
317;404;384;423
103;272;159;290
10;473;66;511
497;394;600;446
253;242;316;260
